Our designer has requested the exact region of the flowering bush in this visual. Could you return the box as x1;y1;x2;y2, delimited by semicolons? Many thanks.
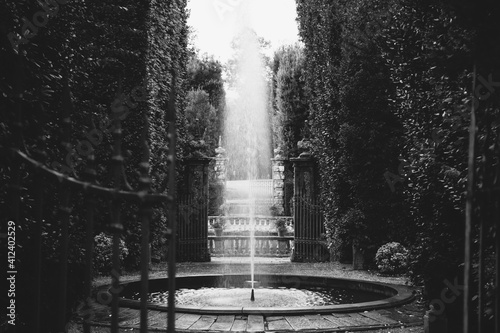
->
94;233;129;275
375;242;409;274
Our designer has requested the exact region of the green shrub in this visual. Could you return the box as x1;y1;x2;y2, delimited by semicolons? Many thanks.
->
375;242;409;274
94;233;129;275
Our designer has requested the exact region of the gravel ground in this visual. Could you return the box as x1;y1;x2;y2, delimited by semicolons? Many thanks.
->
94;257;412;287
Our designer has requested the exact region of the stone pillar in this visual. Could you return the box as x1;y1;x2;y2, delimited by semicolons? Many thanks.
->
291;152;315;200
211;140;227;216
214;141;228;183
178;157;211;262
272;147;286;215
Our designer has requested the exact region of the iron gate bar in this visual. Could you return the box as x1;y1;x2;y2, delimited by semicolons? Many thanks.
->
166;89;178;333
496;191;500;333
489;120;499;333
83;154;96;333
139;201;152;333
111;89;125;333
477;116;494;333
59;76;74;332
478;191;484;333
139;115;152;333
33;168;44;333
58;186;72;332
464;63;477;333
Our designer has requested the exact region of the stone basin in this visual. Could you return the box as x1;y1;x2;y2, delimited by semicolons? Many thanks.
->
117;274;415;315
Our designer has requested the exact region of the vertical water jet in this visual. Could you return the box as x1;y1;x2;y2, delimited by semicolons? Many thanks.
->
223;25;271;302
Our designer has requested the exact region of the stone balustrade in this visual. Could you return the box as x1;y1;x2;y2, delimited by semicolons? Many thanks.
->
208;216;293;233
208;235;294;257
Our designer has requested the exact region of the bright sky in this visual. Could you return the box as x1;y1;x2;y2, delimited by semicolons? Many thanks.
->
187;0;300;62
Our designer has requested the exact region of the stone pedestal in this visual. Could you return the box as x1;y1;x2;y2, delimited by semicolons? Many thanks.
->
211;142;227;216
278;239;288;254
214;238;224;254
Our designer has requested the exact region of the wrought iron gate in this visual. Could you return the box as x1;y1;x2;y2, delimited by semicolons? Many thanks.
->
290;154;328;262
1;64;178;332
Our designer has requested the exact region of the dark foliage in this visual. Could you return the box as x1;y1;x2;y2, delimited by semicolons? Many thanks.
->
1;0;189;329
296;0;500;330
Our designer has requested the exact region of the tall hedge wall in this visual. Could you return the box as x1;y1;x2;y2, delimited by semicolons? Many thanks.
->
1;0;189;329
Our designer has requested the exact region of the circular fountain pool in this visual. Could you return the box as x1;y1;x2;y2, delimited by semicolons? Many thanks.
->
118;274;414;315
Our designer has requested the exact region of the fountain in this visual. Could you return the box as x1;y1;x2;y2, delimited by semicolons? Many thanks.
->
119;274;415;313
223;26;272;301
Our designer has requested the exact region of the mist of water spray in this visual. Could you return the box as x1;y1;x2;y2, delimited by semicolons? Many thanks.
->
223;28;271;300
224;28;271;181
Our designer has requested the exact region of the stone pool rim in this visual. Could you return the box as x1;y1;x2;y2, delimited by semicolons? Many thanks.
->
116;273;415;315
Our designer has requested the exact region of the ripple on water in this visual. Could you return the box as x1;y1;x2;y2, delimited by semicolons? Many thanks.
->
131;286;383;307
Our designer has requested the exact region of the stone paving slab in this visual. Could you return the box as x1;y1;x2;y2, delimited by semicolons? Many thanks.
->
90;307;423;332
247;315;265;332
231;315;248;331
362;311;399;325
175;313;201;329
211;315;236;331
304;314;339;329
344;313;380;326
285;316;316;330
322;314;349;328
267;316;293;331
189;315;217;330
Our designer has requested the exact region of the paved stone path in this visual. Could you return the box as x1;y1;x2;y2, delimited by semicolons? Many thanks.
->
91;304;423;332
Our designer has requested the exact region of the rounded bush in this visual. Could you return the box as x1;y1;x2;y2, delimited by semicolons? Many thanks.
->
94;233;129;275
375;242;409;274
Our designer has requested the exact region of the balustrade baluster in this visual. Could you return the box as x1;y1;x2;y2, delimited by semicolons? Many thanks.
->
271;239;277;255
281;239;287;255
226;237;231;255
233;237;239;256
